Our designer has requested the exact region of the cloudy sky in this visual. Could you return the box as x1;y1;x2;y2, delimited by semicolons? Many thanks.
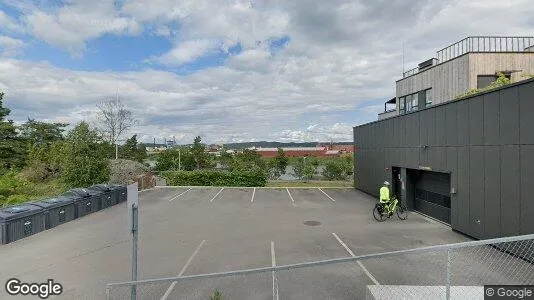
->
0;0;533;144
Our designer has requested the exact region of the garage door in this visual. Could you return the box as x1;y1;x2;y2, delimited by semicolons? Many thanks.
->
414;171;451;224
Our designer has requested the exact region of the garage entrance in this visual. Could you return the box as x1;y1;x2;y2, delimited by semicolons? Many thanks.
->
408;170;451;224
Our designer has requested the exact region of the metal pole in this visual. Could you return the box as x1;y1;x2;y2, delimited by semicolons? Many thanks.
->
116;143;119;160
131;204;138;300
179;149;181;171
446;249;451;300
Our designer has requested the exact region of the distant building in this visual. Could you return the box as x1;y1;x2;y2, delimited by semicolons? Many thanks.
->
252;146;354;158
379;36;534;120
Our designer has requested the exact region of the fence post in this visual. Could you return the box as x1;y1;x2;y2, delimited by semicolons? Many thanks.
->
131;204;139;300
446;249;451;300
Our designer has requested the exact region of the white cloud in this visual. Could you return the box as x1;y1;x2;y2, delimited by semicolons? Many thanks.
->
148;39;220;66
1;0;534;143
23;0;141;53
0;10;24;33
0;36;24;57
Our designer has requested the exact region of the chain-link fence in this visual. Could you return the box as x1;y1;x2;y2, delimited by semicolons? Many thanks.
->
106;234;534;300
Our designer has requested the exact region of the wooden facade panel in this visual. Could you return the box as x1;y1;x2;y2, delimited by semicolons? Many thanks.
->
396;55;469;105
468;53;534;90
396;53;533;111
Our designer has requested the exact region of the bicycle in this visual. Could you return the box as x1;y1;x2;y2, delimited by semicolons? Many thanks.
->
372;196;408;222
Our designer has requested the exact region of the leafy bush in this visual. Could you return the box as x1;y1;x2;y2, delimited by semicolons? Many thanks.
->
61;122;111;188
456;72;511;98
322;160;346;180
162;170;267;187
292;157;317;181
0;171;23;198
0;171;67;207
210;290;222;300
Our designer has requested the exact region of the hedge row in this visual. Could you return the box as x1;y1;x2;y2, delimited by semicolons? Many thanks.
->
161;170;267;187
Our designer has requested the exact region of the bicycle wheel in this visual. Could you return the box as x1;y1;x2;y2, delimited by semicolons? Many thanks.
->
373;204;387;222
397;204;408;220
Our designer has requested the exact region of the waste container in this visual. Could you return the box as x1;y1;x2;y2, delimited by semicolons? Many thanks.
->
32;196;76;229
0;204;45;244
111;184;127;203
62;188;101;218
88;184;117;209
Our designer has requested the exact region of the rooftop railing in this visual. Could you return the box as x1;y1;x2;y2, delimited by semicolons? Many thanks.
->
403;36;534;78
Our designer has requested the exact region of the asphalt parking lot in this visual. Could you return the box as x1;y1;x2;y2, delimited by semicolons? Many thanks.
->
0;187;472;299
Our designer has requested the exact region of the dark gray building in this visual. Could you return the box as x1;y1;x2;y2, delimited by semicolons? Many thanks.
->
353;78;534;239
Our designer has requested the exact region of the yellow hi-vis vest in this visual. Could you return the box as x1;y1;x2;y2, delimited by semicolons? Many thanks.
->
379;186;390;203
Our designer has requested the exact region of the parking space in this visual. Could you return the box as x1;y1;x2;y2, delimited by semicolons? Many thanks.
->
0;186;473;299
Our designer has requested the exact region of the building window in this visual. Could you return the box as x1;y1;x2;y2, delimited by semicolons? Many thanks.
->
406;94;413;112
399;97;405;114
412;93;419;111
425;89;432;106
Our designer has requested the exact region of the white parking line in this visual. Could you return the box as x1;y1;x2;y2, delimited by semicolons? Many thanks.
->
286;188;295;203
209;188;225;202
332;233;380;285
271;241;279;300
168;188;192;202
251;187;256;203
161;240;207;300
318;188;336;202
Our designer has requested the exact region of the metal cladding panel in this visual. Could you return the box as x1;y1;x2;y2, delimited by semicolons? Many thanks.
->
352;128;361;147
469;146;485;239
394;117;401;148
457;100;470;145
419;148;428;167
371;123;378;149
500;145;520;237
405;114;414;146
484;146;501;238
419;110;427;147
378;121;386;149
456;147;470;233
468;96;484;146
413;113;421;146
435;147;447;171
407;147;419;168
362;127;369;149
445;103;458;146
499;87;520;145
426;109;437;146
520;145;534;234
446;147;457;173
483;92;500;146
519;83;534;145
386;119;395;148
435;106;446;147
398;117;405;148
447;147;459;228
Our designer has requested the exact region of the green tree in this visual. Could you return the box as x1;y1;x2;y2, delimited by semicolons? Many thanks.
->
218;149;234;169
292;157;317;181
232;149;266;172
0;92;25;171
302;158;317;181
19;119;68;145
266;158;281;179
322;159;346;180
120;134;147;163
61;122;110;188
191;136;208;169
274;148;288;175
156;148;196;172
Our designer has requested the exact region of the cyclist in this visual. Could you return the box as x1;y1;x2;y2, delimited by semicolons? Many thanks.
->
379;181;391;213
